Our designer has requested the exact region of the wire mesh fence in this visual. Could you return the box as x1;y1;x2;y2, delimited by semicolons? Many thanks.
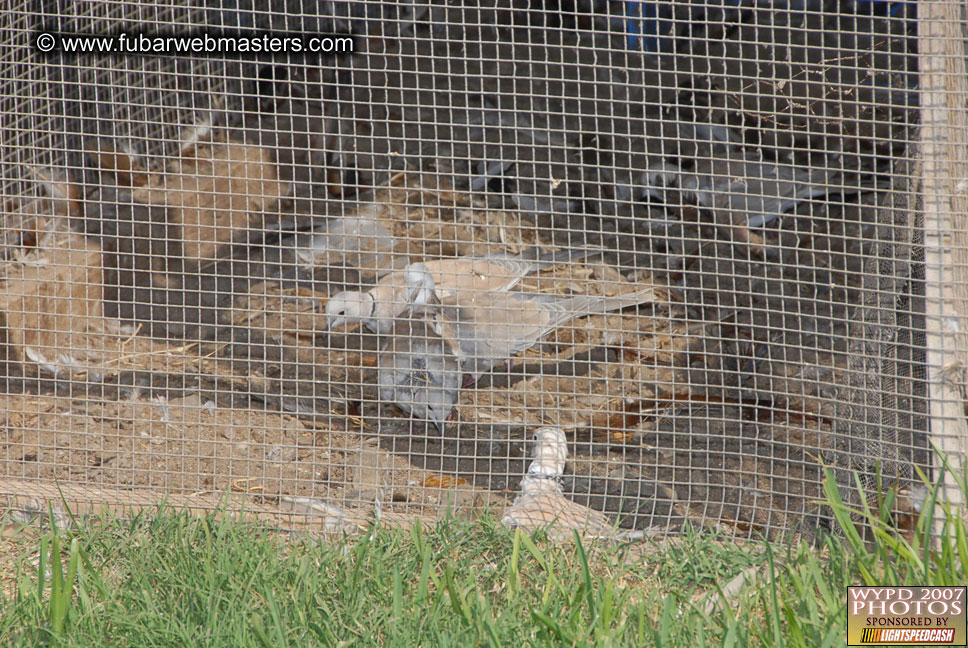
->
0;0;964;540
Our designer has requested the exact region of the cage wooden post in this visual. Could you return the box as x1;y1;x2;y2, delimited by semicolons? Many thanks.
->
918;1;968;525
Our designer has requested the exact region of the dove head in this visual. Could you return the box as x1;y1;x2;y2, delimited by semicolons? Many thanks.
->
325;291;375;330
425;401;451;436
403;263;436;307
528;427;568;479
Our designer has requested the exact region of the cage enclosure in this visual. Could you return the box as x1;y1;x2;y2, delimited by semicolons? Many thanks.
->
0;0;965;541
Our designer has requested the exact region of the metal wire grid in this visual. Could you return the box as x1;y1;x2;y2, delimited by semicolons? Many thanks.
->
0;0;954;539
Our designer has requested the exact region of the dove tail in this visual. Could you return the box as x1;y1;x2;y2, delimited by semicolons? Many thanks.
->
557;286;659;320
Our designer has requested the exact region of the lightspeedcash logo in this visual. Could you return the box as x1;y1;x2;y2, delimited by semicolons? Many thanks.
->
847;587;967;646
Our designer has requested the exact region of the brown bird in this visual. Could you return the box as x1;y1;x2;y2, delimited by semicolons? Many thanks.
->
502;427;657;541
369;262;662;426
325;247;599;334
432;278;663;380
502;427;617;540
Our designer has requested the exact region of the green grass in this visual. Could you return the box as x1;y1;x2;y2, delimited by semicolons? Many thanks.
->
1;456;965;647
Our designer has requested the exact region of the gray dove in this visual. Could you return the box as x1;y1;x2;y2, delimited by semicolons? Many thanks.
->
325;246;598;334
376;300;462;435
